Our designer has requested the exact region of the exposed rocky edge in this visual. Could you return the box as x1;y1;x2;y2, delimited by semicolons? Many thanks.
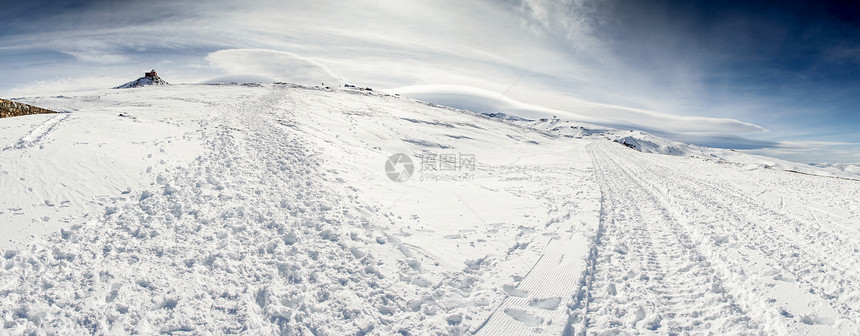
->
114;69;169;89
0;98;57;118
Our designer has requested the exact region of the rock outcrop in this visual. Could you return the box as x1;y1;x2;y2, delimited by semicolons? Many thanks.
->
0;98;57;118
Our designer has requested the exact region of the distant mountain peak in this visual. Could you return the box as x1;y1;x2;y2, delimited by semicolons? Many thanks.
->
114;69;169;89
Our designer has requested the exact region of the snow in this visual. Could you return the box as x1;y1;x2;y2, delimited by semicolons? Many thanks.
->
0;89;204;249
1;83;859;335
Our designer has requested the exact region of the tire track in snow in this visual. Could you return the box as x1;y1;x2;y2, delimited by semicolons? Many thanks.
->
583;143;758;334
590;141;860;334
617;144;860;324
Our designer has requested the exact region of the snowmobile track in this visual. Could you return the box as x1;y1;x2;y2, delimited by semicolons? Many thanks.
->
582;143;758;334
583;142;860;334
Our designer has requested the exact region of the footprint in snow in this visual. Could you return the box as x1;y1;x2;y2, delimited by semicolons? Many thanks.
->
606;283;617;296
502;284;529;297
503;308;543;327
528;297;561;310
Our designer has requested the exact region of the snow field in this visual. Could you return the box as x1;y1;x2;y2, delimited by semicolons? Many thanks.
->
1;90;206;249
1;85;607;334
1;84;858;335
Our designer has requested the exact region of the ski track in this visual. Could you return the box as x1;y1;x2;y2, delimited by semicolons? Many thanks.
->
3;113;69;151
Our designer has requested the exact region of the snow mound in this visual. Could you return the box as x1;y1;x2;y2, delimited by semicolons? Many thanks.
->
614;135;687;156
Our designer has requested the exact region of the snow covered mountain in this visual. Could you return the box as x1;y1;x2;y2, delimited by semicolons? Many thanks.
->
113;70;169;89
514;116;860;180
811;162;860;175
1;84;858;335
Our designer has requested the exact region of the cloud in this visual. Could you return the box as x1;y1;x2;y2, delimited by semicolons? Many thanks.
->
742;141;860;163
6;76;130;96
659;132;779;150
62;50;129;64
205;49;343;86
202;74;276;84
389;84;766;134
388;84;586;119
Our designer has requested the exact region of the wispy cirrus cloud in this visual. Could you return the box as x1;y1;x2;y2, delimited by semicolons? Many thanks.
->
743;141;860;164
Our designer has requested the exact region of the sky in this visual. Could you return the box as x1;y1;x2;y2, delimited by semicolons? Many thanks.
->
1;0;859;163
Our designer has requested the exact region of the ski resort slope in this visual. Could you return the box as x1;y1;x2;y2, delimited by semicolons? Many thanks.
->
0;84;858;335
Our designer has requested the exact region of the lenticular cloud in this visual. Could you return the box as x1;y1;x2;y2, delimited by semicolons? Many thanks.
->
206;49;343;86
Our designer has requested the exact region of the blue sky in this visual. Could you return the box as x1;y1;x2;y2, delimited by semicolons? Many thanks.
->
2;0;859;163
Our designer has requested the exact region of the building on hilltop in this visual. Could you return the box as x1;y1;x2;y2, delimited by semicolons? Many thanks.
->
115;69;168;89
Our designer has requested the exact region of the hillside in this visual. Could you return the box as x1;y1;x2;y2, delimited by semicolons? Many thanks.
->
0;84;858;335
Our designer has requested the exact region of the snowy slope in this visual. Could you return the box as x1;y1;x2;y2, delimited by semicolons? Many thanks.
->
1;84;858;335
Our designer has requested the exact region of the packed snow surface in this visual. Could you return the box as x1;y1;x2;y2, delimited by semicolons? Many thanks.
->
1;84;858;335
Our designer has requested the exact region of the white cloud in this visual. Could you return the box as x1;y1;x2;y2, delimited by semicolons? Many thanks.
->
389;84;766;134
61;50;129;64
743;141;860;163
205;49;343;86
6;76;130;96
